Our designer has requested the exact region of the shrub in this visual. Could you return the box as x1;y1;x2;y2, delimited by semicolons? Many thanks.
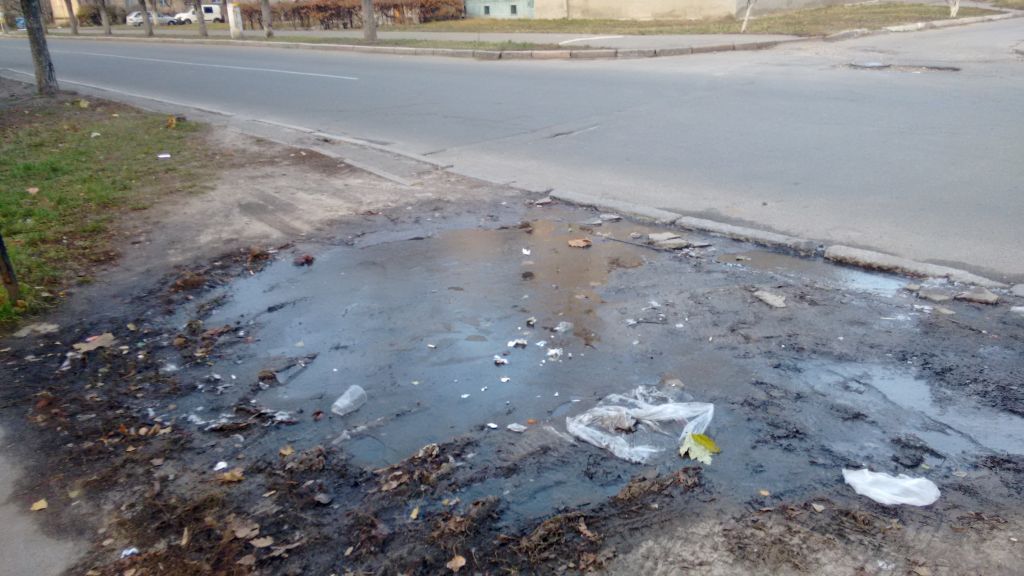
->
76;4;127;26
237;0;462;30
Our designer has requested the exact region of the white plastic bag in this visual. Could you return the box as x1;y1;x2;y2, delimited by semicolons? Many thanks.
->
331;385;367;417
566;386;714;464
842;468;940;506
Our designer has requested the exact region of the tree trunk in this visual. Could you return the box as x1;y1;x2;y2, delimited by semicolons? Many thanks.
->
220;0;226;22
0;9;9;34
98;0;111;35
140;0;153;36
948;0;960;18
260;0;272;37
361;0;375;41
0;232;20;306
19;0;58;95
196;0;208;37
63;0;78;34
740;0;756;34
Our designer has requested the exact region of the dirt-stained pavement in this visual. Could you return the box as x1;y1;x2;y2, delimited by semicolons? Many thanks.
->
2;80;1023;575
3;185;1024;574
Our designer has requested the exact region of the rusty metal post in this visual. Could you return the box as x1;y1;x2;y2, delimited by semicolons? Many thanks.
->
0;232;20;305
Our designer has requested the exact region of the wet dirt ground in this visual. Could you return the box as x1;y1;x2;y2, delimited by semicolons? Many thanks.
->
3;198;1024;575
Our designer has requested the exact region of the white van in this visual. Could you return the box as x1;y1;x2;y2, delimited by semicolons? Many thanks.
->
174;4;224;24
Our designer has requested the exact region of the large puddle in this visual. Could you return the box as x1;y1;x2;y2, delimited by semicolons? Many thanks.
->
717;249;907;296
201;218;661;468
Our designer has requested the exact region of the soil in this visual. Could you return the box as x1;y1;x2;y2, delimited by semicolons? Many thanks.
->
2;86;1024;576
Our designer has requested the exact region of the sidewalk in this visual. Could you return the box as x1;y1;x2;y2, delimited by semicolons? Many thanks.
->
47;26;798;51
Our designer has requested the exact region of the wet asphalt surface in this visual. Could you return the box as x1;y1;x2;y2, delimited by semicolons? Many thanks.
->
4;198;1024;574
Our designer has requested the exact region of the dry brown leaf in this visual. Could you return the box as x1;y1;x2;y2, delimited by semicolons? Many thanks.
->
218;468;245;483
446;554;467;573
180;526;190;547
409;506;420;521
73;333;117;353
30;499;48;511
250;536;274;549
912;567;932;576
577;518;599;541
236;554;256;566
26;187;39;195
811;503;825;513
279;445;295;458
567;238;592;249
230;518;260;540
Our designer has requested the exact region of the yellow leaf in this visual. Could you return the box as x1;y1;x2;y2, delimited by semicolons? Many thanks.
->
409;506;420;520
279;445;294;458
759;489;771;497
679;433;716;465
567;238;592;248
691;433;721;454
30;499;48;511
446;554;467;573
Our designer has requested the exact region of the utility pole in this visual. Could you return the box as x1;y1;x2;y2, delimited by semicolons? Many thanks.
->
0;232;19;306
19;0;58;95
361;0;375;41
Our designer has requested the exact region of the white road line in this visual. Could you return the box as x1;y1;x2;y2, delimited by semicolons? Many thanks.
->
557;35;624;46
2;45;358;80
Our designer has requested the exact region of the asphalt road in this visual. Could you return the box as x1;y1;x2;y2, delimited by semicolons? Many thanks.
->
2;20;1022;280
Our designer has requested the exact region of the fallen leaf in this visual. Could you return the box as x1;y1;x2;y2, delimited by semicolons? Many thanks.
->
73;333;117;352
218;468;245;483
410;506;420;520
811;503;825;513
236;554;256;566
250;536;274;548
77;99;90;108
759;489;771;497
30;499;48;511
344;546;354;557
26;187;39;195
446;554;467;573
67;489;82;499
166;116;177;129
279;445;295;457
679;433;719;465
180;526;190;547
568;238;592;248
577;518;600;541
912;567;932;576
230;518;260;540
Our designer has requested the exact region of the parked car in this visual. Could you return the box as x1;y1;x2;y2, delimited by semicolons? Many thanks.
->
126;11;178;26
173;4;224;24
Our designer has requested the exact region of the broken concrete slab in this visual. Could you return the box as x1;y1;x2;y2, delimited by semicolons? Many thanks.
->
955;287;999;305
654;238;692;250
1012;284;1024;298
753;290;787;308
648;232;682;243
917;288;953;303
824;245;1005;288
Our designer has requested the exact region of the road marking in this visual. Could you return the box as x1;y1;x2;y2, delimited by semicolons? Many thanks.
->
557;36;624;46
2;45;358;80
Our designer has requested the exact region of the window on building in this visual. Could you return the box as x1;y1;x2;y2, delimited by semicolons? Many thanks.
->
511;4;517;14
484;6;490;15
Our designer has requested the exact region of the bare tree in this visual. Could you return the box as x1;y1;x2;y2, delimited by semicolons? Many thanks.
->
0;232;21;307
361;0;375;41
259;0;271;38
948;0;960;17
98;0;111;35
62;0;78;34
740;0;757;34
195;0;207;37
19;0;58;94
139;0;153;36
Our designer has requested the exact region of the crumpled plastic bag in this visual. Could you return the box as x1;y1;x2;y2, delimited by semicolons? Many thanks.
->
842;468;940;506
566;386;714;464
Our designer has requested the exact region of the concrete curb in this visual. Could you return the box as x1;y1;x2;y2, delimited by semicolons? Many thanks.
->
550;190;1007;289
18;11;1018;61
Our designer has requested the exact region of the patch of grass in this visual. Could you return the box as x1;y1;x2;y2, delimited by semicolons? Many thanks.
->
389;4;1000;36
0;91;211;323
991;0;1024;8
255;36;562;50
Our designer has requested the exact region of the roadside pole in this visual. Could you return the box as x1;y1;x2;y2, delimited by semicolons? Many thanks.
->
0;232;19;305
227;2;242;39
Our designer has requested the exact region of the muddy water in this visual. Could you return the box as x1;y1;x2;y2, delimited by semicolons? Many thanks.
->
181;209;1024;526
202;218;659;469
